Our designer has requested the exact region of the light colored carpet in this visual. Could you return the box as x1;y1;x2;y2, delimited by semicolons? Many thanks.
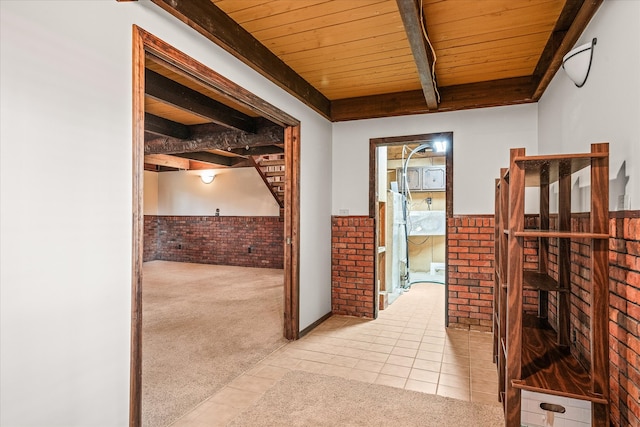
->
142;261;286;427
230;370;504;426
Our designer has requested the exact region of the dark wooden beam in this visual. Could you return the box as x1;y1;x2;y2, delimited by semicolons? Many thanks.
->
144;113;191;139
229;145;284;156
532;0;603;100
144;154;190;169
396;0;438;110
145;122;285;154
438;77;536;112
172;151;237;167
331;77;536;121
150;0;331;120
145;69;256;133
332;90;428;121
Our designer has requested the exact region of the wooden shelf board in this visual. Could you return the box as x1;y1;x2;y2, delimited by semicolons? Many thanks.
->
514;314;607;404
523;270;568;292
512;380;608;404
514;230;609;239
514;152;607;163
513;153;607;187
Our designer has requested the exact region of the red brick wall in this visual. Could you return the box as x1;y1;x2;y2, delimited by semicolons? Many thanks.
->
144;215;284;269
608;213;640;427
545;215;605;372
331;216;375;317
144;215;159;262
328;211;639;426
446;215;495;331
533;212;639;427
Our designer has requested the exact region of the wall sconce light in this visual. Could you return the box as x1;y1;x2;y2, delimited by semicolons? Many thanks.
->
200;172;215;184
562;38;597;88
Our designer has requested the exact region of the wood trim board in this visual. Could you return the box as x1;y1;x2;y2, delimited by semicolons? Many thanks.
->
130;25;301;427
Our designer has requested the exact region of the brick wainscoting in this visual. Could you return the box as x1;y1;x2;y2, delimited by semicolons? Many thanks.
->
144;215;284;269
329;212;639;426
608;212;640;427
144;215;159;262
331;216;375;317
519;212;640;426
447;215;505;331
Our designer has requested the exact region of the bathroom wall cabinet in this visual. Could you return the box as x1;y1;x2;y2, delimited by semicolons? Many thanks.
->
493;143;609;426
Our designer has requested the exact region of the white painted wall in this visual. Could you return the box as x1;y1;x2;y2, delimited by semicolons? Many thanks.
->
144;170;159;215
539;0;640;211
332;104;539;215
154;168;280;216
0;1;332;425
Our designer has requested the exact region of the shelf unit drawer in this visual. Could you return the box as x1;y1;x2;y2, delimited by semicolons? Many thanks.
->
521;390;592;427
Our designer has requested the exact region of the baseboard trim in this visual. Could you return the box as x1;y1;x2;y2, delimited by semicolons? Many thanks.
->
299;311;332;338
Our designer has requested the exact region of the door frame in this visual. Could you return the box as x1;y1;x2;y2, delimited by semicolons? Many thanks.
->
369;132;453;321
130;25;300;427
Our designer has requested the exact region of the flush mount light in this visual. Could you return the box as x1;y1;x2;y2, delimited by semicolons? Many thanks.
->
562;38;597;88
200;172;215;184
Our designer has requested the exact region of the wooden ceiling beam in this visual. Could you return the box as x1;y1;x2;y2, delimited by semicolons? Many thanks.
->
150;0;331;120
189;160;224;170
145;122;285;155
532;0;603;100
229;145;284;156
396;0;438;110
331;76;536;121
144;113;191;139
143;154;190;169
172;151;238;167
438;77;536;112
145;69;256;133
332;90;428;121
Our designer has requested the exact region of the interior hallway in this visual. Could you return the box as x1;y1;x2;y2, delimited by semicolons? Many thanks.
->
172;282;499;426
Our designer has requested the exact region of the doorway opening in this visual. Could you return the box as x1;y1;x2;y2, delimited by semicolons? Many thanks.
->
370;133;453;321
131;26;300;427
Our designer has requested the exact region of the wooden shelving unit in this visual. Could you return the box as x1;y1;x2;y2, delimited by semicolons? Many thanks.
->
493;143;610;426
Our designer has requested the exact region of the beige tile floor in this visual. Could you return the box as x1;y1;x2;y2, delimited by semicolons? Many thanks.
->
171;282;500;426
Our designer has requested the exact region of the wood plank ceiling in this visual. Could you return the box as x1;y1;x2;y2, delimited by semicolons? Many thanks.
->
138;0;603;172
150;0;602;121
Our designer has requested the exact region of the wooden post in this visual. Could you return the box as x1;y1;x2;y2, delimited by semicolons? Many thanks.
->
557;160;571;346
590;143;609;426
538;167;550;319
505;149;525;426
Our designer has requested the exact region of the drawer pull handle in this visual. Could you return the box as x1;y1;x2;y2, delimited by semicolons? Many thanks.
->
540;403;566;413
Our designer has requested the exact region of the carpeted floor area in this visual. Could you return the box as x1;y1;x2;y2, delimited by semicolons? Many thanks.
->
142;261;286;427
229;370;504;426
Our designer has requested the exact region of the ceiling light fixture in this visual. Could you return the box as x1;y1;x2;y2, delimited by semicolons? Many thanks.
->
562;38;597;88
200;172;215;184
433;140;447;153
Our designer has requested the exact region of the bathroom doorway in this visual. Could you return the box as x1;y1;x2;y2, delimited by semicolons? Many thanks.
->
370;133;453;322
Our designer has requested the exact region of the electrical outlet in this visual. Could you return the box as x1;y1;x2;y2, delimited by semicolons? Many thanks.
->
426;197;432;205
